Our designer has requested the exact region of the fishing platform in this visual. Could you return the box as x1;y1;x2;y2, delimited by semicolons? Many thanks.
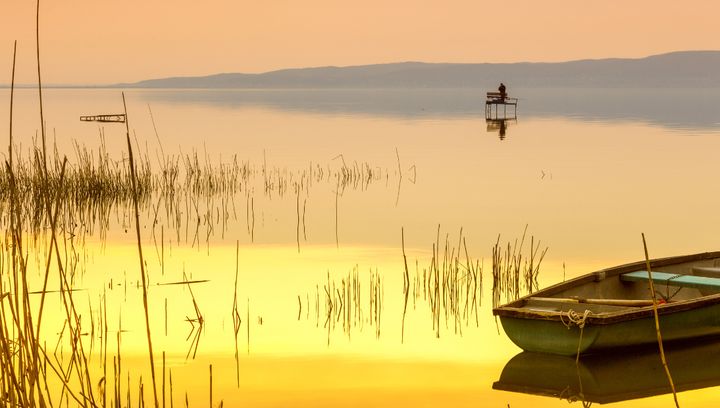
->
485;90;518;140
485;91;518;120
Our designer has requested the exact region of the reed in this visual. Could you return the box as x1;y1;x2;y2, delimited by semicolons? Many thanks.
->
492;225;548;307
408;226;482;338
0;75;242;408
401;227;410;343
162;351;166;408
1;119;93;407
124;93;159;408
300;266;383;343
0;20;104;405
0;141;399;252
36;0;48;175
394;147;402;206
232;241;241;387
169;369;174;408
182;270;204;360
3;22;407;408
9;40;16;171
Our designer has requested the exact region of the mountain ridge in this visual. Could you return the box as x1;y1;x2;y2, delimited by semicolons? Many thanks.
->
116;50;720;89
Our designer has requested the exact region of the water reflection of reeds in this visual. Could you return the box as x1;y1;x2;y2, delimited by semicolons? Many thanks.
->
406;226;483;339
299;266;384;344
298;227;510;344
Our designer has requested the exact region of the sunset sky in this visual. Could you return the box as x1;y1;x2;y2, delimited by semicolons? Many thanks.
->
2;1;719;85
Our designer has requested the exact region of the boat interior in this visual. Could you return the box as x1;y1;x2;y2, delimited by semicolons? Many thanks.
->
515;259;720;314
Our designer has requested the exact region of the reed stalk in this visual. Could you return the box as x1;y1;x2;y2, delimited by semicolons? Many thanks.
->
394;147;402;206
492;226;547;307
9;40;16;170
401;227;409;343
296;187;300;253
36;0;47;175
123;93;159;408
232;241;241;387
162;352;166;408
169;370;174;408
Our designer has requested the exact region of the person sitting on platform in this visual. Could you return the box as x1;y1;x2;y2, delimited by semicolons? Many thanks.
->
498;83;507;101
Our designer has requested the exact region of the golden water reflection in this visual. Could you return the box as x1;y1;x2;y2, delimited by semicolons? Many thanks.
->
38;237;720;407
5;88;720;406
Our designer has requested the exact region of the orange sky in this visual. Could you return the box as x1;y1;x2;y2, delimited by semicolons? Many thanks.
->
1;1;719;85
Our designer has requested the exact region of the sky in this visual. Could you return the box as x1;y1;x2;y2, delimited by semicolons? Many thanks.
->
1;0;719;85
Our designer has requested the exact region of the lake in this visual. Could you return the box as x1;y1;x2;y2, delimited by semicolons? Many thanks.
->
1;87;720;407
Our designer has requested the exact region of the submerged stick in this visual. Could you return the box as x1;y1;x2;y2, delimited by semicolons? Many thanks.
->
642;233;679;408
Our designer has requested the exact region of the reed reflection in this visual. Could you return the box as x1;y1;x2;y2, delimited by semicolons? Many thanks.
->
297;265;384;345
404;227;483;339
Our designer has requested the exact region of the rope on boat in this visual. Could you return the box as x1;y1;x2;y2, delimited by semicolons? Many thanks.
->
560;309;592;329
560;309;593;363
663;273;685;301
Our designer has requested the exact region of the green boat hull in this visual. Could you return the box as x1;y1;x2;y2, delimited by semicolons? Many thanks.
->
500;302;720;355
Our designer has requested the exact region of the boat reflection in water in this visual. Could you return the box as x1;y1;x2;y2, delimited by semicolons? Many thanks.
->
493;339;720;404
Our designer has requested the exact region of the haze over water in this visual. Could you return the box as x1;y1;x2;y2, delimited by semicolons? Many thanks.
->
3;86;720;407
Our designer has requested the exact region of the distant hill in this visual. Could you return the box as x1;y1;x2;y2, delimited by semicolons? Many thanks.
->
117;51;720;89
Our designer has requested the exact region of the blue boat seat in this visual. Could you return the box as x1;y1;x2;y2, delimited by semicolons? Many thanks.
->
621;271;720;290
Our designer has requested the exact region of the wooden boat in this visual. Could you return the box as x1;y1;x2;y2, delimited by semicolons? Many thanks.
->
493;338;720;404
492;251;720;355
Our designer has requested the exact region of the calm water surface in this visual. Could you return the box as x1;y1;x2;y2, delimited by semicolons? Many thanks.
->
2;88;720;407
